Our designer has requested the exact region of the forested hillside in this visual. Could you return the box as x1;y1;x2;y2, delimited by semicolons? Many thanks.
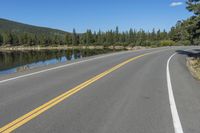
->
0;18;67;35
0;18;70;46
0;0;199;47
0;19;171;47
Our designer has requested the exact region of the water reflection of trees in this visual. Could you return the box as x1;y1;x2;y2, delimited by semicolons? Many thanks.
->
0;49;113;71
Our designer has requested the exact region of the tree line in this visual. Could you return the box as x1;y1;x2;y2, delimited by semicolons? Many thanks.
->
169;0;200;45
0;28;172;47
0;0;199;47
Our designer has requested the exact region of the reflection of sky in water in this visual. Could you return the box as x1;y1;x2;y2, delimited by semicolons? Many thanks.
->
0;48;115;76
0;55;82;76
0;68;17;75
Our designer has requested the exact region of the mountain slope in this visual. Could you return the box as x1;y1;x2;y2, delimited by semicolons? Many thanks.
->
0;18;68;36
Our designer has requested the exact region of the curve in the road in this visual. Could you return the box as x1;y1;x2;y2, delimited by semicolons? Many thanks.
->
0;50;162;133
167;53;184;133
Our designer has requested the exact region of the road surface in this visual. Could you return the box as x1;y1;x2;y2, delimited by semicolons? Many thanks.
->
0;46;200;133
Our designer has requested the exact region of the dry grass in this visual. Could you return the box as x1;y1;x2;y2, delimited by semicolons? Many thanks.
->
187;57;200;80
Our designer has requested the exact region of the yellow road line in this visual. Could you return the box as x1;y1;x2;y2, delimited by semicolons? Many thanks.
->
0;51;154;133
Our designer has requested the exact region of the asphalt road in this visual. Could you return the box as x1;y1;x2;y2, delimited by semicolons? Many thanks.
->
0;46;200;133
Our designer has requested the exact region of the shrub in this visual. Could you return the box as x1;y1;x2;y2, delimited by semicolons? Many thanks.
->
159;40;175;46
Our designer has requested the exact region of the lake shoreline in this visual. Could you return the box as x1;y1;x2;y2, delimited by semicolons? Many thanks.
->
0;48;122;75
0;45;148;51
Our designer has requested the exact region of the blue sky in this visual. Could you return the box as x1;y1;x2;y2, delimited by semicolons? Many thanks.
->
0;0;191;32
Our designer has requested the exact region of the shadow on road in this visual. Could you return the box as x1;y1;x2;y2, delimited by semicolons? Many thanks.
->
194;49;200;52
176;49;200;58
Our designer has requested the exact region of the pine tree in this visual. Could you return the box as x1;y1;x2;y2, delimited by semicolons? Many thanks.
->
187;0;200;15
11;33;19;45
182;0;200;45
2;32;13;45
114;26;119;44
86;30;93;45
0;33;3;45
72;28;78;46
128;28;134;44
97;30;103;45
64;34;71;45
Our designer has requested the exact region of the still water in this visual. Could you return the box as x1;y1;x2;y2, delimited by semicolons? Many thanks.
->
0;49;120;75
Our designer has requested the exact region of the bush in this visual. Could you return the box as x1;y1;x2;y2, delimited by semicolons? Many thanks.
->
176;40;190;46
159;40;175;46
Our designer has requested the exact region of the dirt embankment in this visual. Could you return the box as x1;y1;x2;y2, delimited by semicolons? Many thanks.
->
187;57;200;80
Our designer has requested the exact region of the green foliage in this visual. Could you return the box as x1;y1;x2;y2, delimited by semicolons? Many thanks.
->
0;18;173;47
72;29;78;46
170;0;200;45
2;32;13;45
159;40;175;46
64;34;72;45
0;18;67;35
0;33;3;45
187;0;200;15
176;40;191;46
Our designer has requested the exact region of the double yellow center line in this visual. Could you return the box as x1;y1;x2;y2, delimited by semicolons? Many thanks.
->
0;51;154;133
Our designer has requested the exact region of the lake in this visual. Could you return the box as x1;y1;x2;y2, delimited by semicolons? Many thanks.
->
0;49;122;75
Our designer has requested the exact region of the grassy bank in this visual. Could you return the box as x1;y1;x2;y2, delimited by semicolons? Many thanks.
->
187;57;200;80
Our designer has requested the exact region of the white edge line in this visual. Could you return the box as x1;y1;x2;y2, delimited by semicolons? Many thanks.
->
167;53;184;133
0;47;167;84
0;50;142;84
0;47;165;84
